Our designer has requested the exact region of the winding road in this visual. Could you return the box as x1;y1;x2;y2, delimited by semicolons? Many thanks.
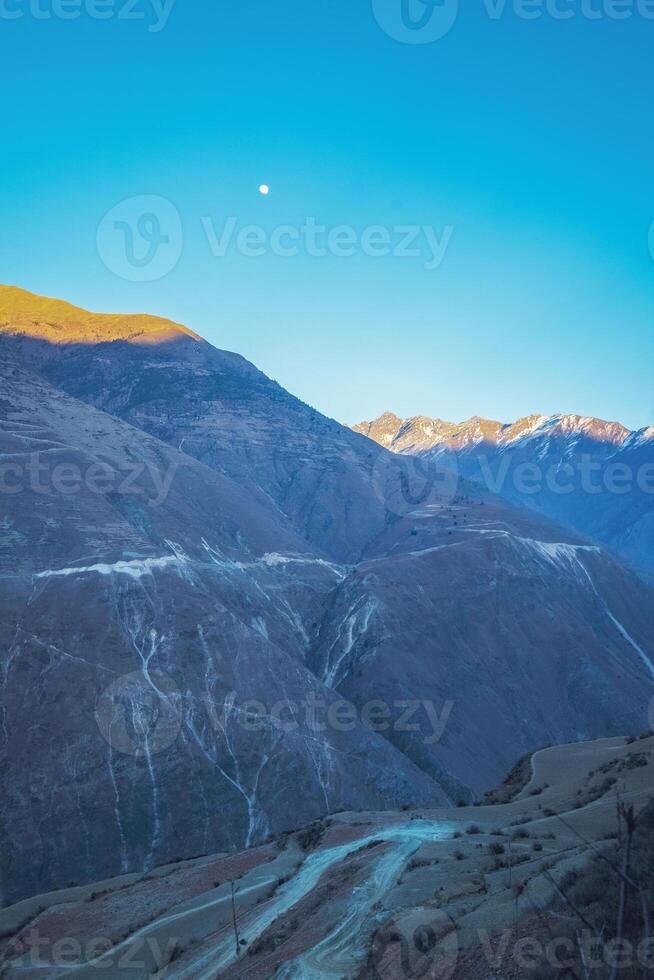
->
167;820;453;980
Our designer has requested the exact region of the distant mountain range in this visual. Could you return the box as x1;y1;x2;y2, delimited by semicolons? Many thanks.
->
1;286;653;905
353;411;645;455
354;411;654;583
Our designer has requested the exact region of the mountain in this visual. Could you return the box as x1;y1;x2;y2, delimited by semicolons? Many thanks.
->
0;286;385;562
1;287;653;907
353;411;633;455
0;355;446;907
354;411;654;582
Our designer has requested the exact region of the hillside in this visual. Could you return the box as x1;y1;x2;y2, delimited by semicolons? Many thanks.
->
1;734;652;978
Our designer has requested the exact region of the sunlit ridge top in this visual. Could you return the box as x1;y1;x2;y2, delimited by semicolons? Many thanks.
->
0;285;202;346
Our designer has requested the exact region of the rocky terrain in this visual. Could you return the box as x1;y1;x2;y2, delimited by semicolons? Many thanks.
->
0;356;442;907
1;733;652;979
1;286;653;911
354;412;654;583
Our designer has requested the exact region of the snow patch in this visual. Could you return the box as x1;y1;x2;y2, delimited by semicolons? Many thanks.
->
250;617;269;640
35;554;184;580
260;553;347;579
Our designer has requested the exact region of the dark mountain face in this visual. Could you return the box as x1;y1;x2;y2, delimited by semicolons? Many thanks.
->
355;412;654;583
0;297;385;563
0;358;443;906
313;505;654;798
1;288;653;905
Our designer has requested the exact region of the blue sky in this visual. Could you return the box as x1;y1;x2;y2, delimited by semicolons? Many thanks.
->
1;0;653;429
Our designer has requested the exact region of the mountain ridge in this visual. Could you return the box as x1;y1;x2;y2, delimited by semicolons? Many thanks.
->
353;410;642;453
0;284;202;346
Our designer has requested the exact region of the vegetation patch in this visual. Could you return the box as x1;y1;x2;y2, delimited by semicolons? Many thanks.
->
481;750;546;805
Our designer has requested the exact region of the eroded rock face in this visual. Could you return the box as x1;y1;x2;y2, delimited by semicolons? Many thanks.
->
0;362;443;905
314;504;654;796
1;287;653;905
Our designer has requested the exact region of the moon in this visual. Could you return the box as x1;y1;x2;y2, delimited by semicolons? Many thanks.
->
259;184;270;195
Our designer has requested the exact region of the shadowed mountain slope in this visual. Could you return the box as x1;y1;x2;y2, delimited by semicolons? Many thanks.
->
0;358;445;905
0;287;384;563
